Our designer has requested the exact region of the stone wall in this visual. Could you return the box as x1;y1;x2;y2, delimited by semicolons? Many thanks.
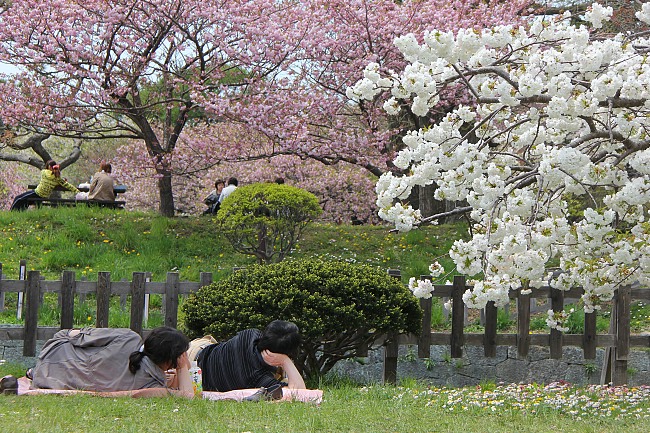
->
0;339;43;367
331;345;650;387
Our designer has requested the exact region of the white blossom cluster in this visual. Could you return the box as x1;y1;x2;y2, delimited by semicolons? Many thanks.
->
546;308;575;333
407;261;445;299
349;3;650;327
408;277;434;299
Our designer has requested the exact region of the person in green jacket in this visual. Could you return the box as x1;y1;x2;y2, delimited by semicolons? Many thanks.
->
10;159;80;211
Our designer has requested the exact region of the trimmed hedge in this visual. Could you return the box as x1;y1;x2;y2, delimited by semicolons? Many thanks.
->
182;258;421;380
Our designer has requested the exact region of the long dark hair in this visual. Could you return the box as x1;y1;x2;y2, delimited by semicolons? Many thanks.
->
128;327;189;374
256;320;301;358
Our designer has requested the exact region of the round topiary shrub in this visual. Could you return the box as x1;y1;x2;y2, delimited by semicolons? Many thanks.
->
216;183;322;264
182;258;421;381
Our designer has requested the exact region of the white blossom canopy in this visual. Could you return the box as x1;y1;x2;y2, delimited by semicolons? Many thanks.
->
349;3;650;320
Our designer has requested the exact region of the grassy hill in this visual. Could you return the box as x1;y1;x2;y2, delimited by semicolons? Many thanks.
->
0;206;466;283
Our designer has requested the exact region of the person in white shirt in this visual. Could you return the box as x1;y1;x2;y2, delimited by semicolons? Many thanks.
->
218;177;238;203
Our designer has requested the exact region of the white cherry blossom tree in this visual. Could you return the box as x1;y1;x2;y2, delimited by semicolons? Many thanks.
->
349;3;650;321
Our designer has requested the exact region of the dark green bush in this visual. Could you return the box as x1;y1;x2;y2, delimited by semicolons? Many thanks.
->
182;258;421;381
216;183;322;263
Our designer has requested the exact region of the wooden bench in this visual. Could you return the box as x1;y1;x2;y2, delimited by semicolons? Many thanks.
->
30;197;126;209
27;184;127;209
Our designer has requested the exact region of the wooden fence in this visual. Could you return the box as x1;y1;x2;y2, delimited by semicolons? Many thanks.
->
0;262;213;357
382;274;650;386
1;263;649;386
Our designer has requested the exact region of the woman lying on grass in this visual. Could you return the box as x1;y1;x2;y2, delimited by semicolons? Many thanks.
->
29;326;194;398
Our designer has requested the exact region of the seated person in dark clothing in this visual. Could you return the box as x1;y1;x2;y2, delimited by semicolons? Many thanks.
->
189;320;306;392
203;179;225;215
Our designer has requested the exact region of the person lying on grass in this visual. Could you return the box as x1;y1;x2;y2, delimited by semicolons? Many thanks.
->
30;326;194;398
189;320;306;393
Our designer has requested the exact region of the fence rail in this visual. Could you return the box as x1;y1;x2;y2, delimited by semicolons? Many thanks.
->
1;263;649;386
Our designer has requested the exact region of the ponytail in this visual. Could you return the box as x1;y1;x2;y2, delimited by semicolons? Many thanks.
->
128;350;146;374
45;159;61;178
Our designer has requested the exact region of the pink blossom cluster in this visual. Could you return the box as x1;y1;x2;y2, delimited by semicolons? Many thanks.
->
0;161;27;209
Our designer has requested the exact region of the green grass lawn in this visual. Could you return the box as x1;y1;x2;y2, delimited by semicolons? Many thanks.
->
0;206;465;282
0;379;648;433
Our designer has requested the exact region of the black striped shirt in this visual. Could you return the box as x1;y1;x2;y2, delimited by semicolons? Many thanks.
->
199;329;282;392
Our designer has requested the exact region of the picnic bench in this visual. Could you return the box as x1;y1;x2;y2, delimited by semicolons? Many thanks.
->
27;184;127;209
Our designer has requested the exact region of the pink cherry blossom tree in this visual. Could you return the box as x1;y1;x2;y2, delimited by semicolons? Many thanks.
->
0;0;311;215
0;0;529;216
0;161;26;210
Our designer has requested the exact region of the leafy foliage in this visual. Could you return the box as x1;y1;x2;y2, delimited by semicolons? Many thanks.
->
217;183;322;263
181;258;422;380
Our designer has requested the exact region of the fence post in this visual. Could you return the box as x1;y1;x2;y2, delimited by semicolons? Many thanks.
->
17;259;26;320
164;272;180;328
143;273;151;328
0;262;4;312
383;332;399;385
199;272;213;288
517;286;531;358
613;285;631;385
60;270;76;329
381;269;402;383
549;287;564;359
483;301;497;357
450;275;465;358
583;311;597;359
23;270;40;356
418;297;432;358
600;300;617;385
96;272;111;328
130;272;146;336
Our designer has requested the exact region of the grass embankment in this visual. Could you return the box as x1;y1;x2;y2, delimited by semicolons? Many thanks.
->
0;207;462;328
0;207;460;282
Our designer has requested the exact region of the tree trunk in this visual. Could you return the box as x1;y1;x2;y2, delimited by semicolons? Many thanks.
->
418;184;446;221
157;167;175;217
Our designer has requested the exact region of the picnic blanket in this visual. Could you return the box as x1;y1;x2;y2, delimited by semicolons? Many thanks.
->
16;377;323;403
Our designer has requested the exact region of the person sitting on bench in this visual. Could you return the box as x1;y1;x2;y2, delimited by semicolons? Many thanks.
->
10;159;80;211
88;161;118;201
